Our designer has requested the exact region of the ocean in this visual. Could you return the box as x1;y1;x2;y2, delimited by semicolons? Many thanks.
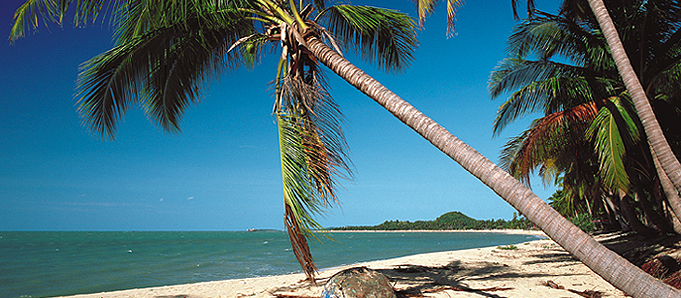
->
0;231;541;298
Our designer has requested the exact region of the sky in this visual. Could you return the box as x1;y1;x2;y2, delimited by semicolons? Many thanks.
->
0;0;562;231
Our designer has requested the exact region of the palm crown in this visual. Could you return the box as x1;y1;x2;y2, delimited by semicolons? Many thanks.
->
488;0;681;233
10;0;418;279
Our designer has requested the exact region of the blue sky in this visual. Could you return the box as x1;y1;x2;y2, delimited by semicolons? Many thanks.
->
1;0;561;231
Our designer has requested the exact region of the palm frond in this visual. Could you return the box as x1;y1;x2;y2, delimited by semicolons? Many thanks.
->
500;102;598;186
585;98;641;192
77;14;249;139
76;38;145;139
491;75;595;135
316;5;417;73
277;110;320;280
507;12;612;73
412;0;462;37
274;71;351;279
489;58;585;99
277;74;351;198
10;0;65;41
9;0;128;42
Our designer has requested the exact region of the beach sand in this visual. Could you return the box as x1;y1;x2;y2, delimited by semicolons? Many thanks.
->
54;231;628;298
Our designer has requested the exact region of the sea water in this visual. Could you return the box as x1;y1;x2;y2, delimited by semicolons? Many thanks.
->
0;231;541;298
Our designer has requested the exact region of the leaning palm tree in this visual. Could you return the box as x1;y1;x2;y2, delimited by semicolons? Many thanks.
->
310;34;680;297
585;0;681;195
10;0;681;296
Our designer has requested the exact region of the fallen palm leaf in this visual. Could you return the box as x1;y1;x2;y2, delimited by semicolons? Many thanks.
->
541;280;564;289
567;289;605;298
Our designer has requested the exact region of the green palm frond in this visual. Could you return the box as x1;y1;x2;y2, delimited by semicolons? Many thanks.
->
113;0;256;43
277;110;320;279
9;0;128;42
489;58;585;99
77;14;250;139
236;34;271;69
648;58;681;98
274;71;350;278
491;73;596;135
10;0;65;41
276;74;351;203
76;39;144;139
585;97;641;192
316;5;417;73
506;12;613;74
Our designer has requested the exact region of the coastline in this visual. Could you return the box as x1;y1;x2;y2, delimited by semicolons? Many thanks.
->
53;236;627;298
327;229;548;237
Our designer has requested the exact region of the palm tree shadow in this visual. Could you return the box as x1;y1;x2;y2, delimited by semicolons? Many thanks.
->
375;255;581;298
375;261;508;298
272;248;588;298
523;249;579;266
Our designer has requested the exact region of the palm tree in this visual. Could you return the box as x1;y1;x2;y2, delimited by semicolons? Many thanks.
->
10;0;681;296
489;2;681;232
586;0;681;196
10;0;417;280
308;36;680;297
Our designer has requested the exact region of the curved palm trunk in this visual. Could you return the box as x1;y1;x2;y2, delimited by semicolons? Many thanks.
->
588;0;681;195
652;146;681;230
306;37;681;297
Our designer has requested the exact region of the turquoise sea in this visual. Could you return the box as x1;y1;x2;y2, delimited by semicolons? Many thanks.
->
0;231;541;298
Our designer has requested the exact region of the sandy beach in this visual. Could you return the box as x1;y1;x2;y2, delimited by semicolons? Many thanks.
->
53;232;629;298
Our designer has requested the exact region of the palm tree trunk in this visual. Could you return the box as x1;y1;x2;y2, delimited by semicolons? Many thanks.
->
652;146;681;223
305;36;681;297
587;0;681;194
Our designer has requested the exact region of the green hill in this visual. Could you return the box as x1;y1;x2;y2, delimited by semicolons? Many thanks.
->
331;211;534;231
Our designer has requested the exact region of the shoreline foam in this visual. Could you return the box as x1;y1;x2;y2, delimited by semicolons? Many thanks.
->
53;237;627;298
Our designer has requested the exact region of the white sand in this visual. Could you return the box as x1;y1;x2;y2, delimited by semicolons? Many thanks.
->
54;233;628;298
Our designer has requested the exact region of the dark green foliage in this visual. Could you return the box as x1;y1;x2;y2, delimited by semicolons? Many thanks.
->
331;211;535;231
568;213;597;233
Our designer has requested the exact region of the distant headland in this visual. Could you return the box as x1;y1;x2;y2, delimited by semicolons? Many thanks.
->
330;211;536;231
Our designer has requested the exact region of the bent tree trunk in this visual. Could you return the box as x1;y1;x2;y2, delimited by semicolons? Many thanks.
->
306;37;681;298
588;0;681;195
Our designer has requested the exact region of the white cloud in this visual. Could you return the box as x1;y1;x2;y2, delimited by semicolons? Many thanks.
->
159;198;164;202
187;196;195;200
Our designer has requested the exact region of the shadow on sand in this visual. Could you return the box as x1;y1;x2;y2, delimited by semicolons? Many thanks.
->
269;246;585;298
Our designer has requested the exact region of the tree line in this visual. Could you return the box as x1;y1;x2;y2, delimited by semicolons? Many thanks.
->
331;211;535;231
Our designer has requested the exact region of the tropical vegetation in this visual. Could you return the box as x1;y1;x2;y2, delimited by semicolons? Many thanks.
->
10;0;681;296
332;211;535;230
489;0;681;236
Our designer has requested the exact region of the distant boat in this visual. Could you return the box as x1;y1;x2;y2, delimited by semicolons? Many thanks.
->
247;228;257;232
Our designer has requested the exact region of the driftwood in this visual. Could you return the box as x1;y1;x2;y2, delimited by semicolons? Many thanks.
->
567;289;606;298
541;280;605;298
541;280;564;289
